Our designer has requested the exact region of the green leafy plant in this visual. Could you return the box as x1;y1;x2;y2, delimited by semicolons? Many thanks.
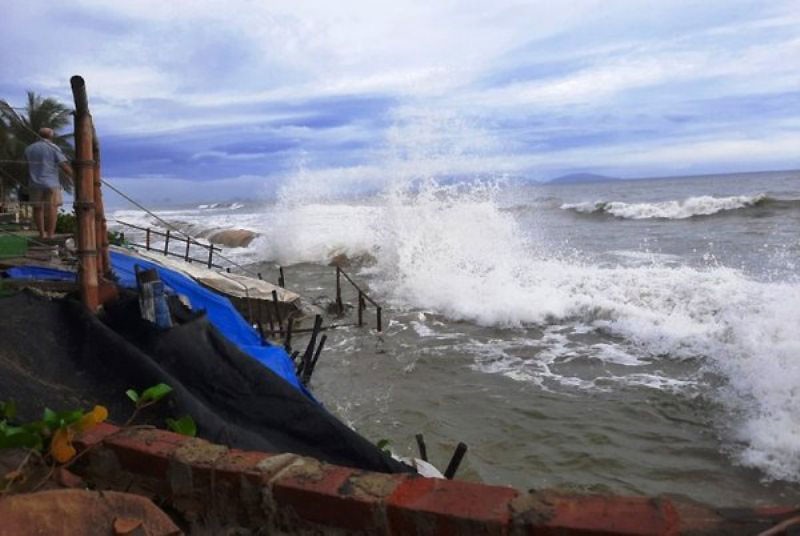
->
166;415;197;437
0;402;108;463
126;383;173;406
0;383;192;495
55;210;77;235
124;383;173;426
108;230;127;246
376;438;391;454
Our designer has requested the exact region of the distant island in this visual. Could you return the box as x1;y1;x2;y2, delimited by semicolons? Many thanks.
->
548;173;619;184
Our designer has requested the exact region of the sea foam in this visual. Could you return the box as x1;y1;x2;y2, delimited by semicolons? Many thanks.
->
562;193;768;219
115;181;800;483
369;181;800;482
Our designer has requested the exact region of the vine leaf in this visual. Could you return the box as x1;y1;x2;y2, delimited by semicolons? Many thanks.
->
139;384;173;405
166;416;196;437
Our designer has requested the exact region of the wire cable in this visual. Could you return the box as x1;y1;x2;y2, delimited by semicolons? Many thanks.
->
101;178;264;279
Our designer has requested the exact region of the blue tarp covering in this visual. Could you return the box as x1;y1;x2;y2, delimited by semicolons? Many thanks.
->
5;265;75;281
4;251;308;396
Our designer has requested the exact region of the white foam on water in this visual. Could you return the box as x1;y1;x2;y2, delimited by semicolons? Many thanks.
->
562;193;767;219
108;113;799;483
365;180;800;482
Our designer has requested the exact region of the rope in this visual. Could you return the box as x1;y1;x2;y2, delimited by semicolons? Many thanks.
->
100;178;264;279
3;104;265;281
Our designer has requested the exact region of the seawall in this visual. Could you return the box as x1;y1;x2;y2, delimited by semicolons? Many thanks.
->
72;423;797;535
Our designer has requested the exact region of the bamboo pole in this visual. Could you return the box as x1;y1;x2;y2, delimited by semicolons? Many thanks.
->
71;75;99;311
91;130;110;277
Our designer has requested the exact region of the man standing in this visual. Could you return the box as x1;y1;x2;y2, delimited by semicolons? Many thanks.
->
24;127;72;239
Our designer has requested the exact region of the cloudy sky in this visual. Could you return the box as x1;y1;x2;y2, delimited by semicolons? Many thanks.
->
2;1;799;203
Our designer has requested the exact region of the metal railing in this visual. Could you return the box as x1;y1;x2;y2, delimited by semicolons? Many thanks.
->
336;265;382;332
117;220;384;333
115;220;226;270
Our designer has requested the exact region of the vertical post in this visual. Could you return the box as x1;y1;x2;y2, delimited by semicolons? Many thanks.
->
415;434;428;461
145;228;151;250
246;294;254;325
163;229;170;256
307;334;327;381
444;442;468;479
91;132;110;277
271;289;283;336
336;266;343;314
358;291;364;327
184;236;191;261
207;244;214;268
376;306;382;332
278;266;285;288
301;315;323;385
71;75;99;312
284;318;294;352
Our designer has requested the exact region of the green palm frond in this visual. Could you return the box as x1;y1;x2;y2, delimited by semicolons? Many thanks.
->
0;91;75;196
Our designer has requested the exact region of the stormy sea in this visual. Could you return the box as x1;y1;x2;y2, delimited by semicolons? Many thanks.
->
112;169;800;506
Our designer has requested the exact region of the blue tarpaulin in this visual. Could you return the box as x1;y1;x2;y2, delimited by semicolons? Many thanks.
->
3;251;308;396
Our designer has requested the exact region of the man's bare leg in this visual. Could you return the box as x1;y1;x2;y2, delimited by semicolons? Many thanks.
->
45;198;58;239
33;205;45;239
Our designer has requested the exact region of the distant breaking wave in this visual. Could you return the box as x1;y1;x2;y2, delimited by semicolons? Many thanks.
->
561;193;782;219
197;202;245;210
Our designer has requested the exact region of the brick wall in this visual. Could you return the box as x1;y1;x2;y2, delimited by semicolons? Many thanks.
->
72;424;797;534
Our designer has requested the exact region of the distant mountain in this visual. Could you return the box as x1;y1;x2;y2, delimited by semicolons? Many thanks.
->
548;173;619;184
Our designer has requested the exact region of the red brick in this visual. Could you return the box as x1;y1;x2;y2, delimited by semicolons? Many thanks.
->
73;422;120;451
213;449;274;486
103;428;189;478
272;459;386;531
387;476;518;536
528;494;680;536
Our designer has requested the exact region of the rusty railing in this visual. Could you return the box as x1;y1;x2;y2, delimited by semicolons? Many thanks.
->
114;220;226;270
335;265;382;332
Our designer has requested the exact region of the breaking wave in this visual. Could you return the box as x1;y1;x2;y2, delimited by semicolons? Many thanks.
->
367;181;800;483
115;179;800;483
561;193;779;219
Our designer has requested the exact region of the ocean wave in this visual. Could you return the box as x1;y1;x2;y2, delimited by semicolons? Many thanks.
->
561;193;778;219
115;183;800;483
366;182;800;483
197;202;245;210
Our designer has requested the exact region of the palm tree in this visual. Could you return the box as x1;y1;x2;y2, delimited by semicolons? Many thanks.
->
0;91;74;202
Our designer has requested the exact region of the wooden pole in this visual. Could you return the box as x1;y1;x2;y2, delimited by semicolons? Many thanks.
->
91;131;110;277
271;289;283;336
71;75;99;312
415;434;428;462
336;266;343;314
306;334;327;383
444;442;468;479
284;318;294;352
301;314;323;384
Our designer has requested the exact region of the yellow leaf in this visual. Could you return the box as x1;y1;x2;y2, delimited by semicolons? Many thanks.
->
50;427;76;463
76;405;109;432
